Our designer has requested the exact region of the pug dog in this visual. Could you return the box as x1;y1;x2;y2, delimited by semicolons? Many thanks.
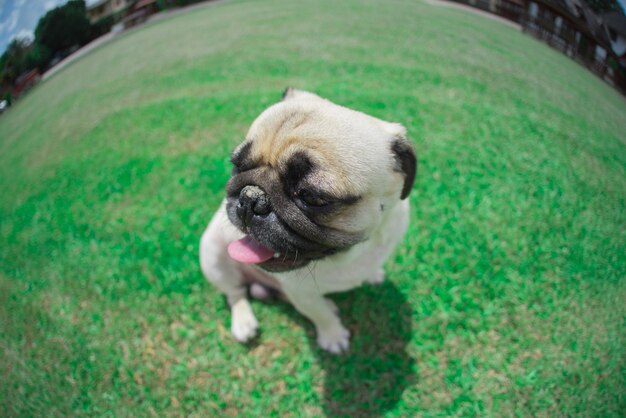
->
199;88;416;353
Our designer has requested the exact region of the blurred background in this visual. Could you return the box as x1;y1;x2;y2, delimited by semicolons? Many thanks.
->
0;0;624;416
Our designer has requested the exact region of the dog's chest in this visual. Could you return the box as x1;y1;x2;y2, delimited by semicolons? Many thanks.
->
275;222;405;293
318;236;395;291
267;199;409;294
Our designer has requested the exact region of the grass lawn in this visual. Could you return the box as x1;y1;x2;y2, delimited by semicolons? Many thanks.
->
1;0;625;416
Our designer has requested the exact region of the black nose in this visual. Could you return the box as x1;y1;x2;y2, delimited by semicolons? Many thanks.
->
237;185;271;225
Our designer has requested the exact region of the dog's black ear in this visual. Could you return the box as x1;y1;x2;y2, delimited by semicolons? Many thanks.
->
281;87;296;100
391;135;417;200
281;87;321;101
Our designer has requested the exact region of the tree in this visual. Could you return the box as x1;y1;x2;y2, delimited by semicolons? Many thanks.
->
25;43;52;72
34;0;92;54
0;38;33;85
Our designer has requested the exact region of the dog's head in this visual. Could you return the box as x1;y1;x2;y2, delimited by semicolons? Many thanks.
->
225;88;416;272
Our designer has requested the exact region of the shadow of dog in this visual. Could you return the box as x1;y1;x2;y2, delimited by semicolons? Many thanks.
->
317;281;415;417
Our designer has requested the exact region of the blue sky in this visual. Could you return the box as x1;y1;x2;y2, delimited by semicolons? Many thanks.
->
0;0;99;54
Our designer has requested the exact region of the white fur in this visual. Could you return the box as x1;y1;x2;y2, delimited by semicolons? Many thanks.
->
230;298;259;342
199;89;412;353
200;198;409;353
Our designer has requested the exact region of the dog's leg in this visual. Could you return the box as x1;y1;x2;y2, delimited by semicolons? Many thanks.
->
229;298;258;342
200;209;258;343
200;254;259;342
366;269;386;284
201;260;259;343
280;282;350;354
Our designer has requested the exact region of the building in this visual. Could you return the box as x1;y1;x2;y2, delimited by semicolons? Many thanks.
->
448;0;626;94
524;0;610;63
14;69;41;96
87;0;135;24
521;0;626;90
601;11;626;66
123;0;159;28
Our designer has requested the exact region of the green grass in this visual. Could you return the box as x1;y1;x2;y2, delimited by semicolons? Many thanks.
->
1;0;625;416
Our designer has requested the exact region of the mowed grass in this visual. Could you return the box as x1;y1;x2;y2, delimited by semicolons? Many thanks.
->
1;0;625;416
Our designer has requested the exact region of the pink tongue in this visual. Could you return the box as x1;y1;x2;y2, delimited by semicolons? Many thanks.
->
227;236;275;264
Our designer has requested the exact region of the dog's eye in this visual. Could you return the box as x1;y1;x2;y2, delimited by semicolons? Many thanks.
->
296;189;328;207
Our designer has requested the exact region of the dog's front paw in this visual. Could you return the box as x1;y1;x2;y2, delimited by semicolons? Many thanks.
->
366;269;386;284
230;299;259;342
317;323;350;354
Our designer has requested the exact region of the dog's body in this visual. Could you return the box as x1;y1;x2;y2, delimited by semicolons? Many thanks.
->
199;89;416;353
